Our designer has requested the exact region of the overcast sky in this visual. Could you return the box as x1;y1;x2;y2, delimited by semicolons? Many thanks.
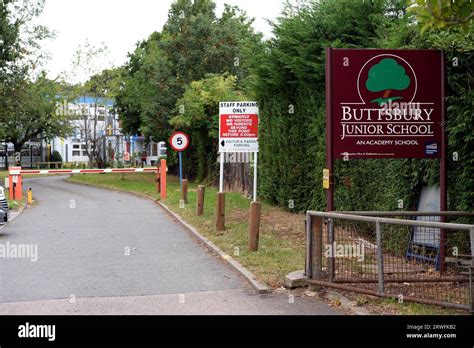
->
35;0;285;82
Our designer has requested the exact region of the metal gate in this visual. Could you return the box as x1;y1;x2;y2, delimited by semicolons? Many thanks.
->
306;211;474;311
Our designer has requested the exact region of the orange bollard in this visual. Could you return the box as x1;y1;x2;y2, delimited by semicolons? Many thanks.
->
8;167;22;201
160;159;167;200
15;176;22;201
8;175;13;201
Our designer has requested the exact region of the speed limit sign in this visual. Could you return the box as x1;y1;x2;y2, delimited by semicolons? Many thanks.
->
170;132;189;152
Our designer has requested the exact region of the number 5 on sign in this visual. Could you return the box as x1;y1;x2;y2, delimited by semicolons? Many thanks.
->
170;132;189;152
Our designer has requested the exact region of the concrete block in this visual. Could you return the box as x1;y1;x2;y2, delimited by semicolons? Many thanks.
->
284;269;306;289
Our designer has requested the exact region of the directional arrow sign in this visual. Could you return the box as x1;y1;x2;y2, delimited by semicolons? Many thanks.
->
219;101;259;153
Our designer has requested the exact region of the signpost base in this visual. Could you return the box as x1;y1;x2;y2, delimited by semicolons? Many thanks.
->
248;201;261;252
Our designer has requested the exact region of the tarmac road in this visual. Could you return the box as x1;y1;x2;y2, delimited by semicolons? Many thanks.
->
0;176;340;315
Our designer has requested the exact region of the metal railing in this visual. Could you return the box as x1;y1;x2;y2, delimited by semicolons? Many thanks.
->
305;211;474;311
32;162;64;169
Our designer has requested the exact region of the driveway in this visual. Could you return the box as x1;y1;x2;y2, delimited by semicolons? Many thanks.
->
0;176;340;315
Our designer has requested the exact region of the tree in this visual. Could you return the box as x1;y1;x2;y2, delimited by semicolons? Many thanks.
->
408;0;474;33
116;0;261;160
248;0;390;211
0;73;72;153
68;41;116;168
0;0;21;73
171;73;245;182
0;0;67;157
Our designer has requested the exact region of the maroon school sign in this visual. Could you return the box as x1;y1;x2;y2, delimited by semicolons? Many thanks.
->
326;49;445;159
325;48;448;272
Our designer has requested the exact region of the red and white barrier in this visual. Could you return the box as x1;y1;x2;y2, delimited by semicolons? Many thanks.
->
10;168;163;175
8;161;168;202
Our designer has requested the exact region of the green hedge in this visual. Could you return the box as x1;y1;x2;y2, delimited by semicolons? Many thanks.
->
250;0;473;214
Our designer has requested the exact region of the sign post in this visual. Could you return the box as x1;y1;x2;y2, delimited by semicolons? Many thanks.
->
326;48;446;271
219;101;260;247
170;132;190;187
170;132;190;195
219;101;259;199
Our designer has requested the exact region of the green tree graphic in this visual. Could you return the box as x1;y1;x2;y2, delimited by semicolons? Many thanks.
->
366;58;410;105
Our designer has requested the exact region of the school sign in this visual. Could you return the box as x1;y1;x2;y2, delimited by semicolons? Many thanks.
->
326;49;445;159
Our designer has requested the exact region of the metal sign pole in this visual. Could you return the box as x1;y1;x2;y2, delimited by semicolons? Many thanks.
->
439;52;448;274
253;152;258;202
219;152;224;193
179;151;183;190
326;47;334;212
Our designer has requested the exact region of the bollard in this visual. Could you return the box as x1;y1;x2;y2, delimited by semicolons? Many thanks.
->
8;167;22;201
248;201;262;252
216;192;225;232
160;159;167;200
27;188;33;205
181;179;188;204
196;185;205;216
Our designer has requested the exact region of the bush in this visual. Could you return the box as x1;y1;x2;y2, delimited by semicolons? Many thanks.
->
50;150;63;163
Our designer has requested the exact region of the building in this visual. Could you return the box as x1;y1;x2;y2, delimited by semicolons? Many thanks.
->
1;96;163;169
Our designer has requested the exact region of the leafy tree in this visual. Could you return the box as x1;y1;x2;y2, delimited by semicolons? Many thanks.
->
0;0;21;73
0;0;68;155
0;73;72;152
408;0;474;33
116;0;260;156
171;73;245;181
379;4;474;212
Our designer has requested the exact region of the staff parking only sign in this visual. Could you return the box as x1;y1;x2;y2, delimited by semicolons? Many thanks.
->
219;102;259;153
327;49;444;159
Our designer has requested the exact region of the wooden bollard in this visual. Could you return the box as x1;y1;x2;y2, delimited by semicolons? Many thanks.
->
196;185;205;216
248;201;262;252
216;192;225;231
181;179;188;203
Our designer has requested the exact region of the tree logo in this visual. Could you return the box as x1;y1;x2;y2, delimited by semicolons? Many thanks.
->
366;58;410;105
357;54;417;106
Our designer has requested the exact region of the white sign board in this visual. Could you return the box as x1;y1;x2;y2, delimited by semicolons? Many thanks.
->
413;186;440;247
219;102;259;153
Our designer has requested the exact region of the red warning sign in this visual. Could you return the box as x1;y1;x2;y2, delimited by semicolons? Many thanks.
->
220;114;258;138
219;102;259;153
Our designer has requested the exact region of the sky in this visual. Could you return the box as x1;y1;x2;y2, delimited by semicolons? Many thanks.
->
35;0;285;82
